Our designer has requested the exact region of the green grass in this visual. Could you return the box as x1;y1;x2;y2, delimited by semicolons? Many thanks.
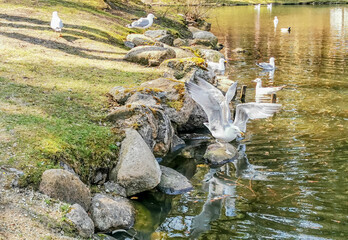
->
0;0;192;188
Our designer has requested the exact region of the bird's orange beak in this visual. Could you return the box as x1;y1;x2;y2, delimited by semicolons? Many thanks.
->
155;17;158;19
240;132;245;137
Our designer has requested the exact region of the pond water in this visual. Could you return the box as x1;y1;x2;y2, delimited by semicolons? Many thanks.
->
113;5;348;240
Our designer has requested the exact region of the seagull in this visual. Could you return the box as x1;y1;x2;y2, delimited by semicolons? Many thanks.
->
281;27;291;33
207;58;226;75
126;14;156;32
274;16;278;28
256;57;276;70
254;4;261;10
185;77;281;143
267;3;272;10
253;78;286;95
50;11;63;36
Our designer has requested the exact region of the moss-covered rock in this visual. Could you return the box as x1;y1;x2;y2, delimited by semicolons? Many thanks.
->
126;34;155;47
160;57;207;79
124;46;176;66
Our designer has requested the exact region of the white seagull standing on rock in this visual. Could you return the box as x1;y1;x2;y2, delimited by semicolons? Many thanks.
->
50;11;63;36
253;78;286;95
126;14;156;32
185;77;282;143
256;57;276;70
207;58;227;75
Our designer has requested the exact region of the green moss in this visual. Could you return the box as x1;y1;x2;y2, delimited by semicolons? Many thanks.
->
167;100;184;111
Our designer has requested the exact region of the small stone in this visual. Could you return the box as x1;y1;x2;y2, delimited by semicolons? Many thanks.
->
39;169;91;211
157;166;193;195
91;194;135;232
203;143;238;166
66;204;94;238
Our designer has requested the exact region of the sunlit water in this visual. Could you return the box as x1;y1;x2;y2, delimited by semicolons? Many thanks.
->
113;5;348;240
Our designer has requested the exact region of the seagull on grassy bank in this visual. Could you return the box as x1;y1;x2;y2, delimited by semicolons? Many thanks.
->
207;58;227;75
274;16;278;28
256;57;276;70
281;27;291;33
185;77;281;143
253;78;286;95
126;14;156;31
50;11;63;36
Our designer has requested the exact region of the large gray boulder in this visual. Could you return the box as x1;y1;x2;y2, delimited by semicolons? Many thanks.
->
157;165;193;195
124;46;176;66
145;30;174;46
189;27;218;47
110;129;161;196
66;204;94;238
91;194;135;232
106;104;174;156
39;169;91;211
126;34;155;46
203;143;238;166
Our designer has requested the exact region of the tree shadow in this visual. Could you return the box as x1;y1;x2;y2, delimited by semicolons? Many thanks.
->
0;31;126;61
0;13;127;49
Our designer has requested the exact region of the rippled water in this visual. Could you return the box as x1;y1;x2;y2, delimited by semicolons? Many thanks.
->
113;5;348;240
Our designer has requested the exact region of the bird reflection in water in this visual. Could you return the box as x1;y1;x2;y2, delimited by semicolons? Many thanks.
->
190;144;267;238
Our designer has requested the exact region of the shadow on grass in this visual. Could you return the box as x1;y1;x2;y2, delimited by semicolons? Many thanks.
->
0;13;127;49
0;31;127;61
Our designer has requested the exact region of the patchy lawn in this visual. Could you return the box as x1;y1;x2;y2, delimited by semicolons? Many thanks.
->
0;0;191;187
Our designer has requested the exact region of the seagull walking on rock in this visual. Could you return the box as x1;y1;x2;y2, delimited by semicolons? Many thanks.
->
256;57;276;70
185;77;281;143
126;14;156;32
50;11;63;36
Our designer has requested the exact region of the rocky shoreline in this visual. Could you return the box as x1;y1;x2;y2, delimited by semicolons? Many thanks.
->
0;20;241;239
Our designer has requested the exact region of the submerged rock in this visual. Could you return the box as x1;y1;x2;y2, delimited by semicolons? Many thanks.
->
39;169;91;211
110;129;161;196
124;46;176;66
91;194;135;232
66;204;94;238
203;143;238;166
157;165;193;195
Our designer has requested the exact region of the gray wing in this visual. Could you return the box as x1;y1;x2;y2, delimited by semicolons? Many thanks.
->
132;18;150;28
233;103;281;132
185;81;223;131
196;76;225;103
223;81;238;124
225;81;238;104
256;62;272;69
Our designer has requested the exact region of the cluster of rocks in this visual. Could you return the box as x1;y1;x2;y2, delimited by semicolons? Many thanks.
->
35;21;242;239
39;128;193;237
